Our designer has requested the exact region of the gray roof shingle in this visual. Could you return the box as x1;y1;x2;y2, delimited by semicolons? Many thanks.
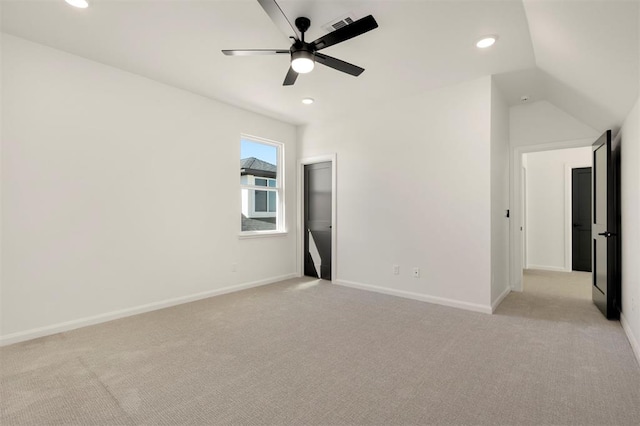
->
241;157;276;178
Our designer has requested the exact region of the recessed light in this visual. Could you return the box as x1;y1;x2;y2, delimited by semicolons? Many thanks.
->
476;35;498;49
65;0;89;8
302;98;314;105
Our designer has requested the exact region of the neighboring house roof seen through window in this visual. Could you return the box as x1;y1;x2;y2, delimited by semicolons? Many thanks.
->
241;157;277;179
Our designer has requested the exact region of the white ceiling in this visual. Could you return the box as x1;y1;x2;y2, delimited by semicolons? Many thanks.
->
1;0;638;130
495;0;639;133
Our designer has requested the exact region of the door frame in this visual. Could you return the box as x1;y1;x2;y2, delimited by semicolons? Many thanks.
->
298;154;337;282
521;166;528;269
565;163;591;272
509;138;594;292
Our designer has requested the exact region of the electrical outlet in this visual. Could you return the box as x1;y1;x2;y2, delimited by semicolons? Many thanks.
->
232;263;237;272
632;297;637;312
393;265;400;275
413;267;420;278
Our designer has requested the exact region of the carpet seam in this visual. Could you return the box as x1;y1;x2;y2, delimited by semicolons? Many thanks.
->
76;356;135;425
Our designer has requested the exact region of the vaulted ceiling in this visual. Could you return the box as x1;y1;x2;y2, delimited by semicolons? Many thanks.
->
1;0;638;131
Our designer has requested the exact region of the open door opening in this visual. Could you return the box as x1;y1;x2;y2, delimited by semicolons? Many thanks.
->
519;147;593;302
521;148;591;273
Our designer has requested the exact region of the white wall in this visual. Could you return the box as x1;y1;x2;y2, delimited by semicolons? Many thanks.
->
299;77;493;312
510;100;599;147
1;35;297;344
620;96;640;364
523;147;591;271
490;79;510;307
621;4;640;365
509;100;599;290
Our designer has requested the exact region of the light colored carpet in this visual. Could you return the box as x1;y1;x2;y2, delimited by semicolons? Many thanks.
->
2;271;639;425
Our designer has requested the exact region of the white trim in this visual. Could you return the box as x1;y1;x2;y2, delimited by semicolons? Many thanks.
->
564;161;591;272
238;231;288;239
510;138;595;292
526;264;570;272
0;273;297;347
298;154;337;282
522;166;528;269
621;313;640;367
334;279;493;314
491;286;511;313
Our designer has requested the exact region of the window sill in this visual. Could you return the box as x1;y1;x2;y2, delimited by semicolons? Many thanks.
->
238;231;288;239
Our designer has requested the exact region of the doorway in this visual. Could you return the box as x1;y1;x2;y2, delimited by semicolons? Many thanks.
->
513;143;593;293
521;147;592;273
299;155;336;281
304;162;331;279
519;147;592;306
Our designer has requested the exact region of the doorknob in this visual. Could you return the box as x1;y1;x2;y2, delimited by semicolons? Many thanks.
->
598;231;616;238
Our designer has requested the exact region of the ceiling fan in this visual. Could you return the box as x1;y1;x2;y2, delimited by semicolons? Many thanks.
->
222;0;378;86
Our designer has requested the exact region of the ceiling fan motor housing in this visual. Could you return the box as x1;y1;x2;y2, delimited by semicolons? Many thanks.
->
291;42;315;58
291;17;315;73
295;17;311;35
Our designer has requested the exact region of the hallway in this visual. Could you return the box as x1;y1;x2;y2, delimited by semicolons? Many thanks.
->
524;269;591;299
497;269;597;322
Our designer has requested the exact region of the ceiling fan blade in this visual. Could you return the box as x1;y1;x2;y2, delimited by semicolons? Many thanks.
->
222;49;289;56
315;53;364;77
258;0;300;40
311;15;378;51
283;66;298;86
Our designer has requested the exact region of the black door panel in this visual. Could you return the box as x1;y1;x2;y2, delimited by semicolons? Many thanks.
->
304;162;332;280
592;130;620;319
572;167;592;272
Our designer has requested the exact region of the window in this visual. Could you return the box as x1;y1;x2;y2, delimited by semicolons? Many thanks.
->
240;136;284;234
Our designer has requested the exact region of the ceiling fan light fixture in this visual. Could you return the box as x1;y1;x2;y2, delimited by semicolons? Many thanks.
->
476;35;498;48
222;1;378;86
65;0;89;8
291;50;315;74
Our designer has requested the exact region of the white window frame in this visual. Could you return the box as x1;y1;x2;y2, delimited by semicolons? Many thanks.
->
239;135;286;238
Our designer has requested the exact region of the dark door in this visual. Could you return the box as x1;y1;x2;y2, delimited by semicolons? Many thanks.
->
592;130;620;319
304;162;332;280
572;167;592;272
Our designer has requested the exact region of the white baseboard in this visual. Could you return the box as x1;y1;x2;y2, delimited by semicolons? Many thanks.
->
526;265;571;272
334;279;492;314
491;286;511;313
621;313;640;368
0;273;297;347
